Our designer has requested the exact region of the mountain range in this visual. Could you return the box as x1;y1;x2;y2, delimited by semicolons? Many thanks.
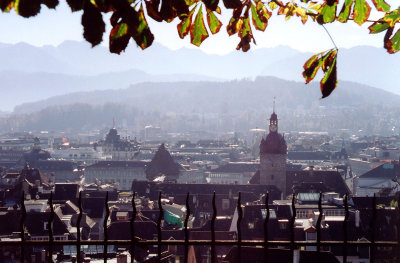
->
1;41;399;112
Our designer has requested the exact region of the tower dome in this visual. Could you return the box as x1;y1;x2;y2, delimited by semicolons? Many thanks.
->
260;111;287;155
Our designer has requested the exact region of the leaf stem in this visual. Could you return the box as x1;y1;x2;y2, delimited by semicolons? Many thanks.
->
322;24;338;50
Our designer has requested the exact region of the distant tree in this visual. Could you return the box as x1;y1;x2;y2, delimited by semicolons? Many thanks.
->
1;0;399;97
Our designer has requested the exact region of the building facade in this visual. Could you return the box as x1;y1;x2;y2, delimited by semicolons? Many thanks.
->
259;111;288;199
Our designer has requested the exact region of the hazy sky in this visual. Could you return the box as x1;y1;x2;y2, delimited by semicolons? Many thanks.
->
0;1;395;54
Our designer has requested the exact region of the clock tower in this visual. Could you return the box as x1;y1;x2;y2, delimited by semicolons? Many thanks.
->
259;109;287;199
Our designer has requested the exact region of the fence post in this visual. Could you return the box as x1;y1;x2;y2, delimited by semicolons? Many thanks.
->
290;193;296;263
157;191;163;262
211;191;216;263
20;191;26;263
184;192;190;263
48;191;54;263
236;192;242;263
77;191;82;263
130;192;136;263
343;194;349;263
103;191;109;263
264;192;270;263
316;192;322;254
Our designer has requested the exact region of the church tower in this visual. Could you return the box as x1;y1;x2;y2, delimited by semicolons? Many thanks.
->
259;108;287;198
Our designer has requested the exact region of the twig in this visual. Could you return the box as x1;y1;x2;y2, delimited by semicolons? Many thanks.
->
322;24;338;50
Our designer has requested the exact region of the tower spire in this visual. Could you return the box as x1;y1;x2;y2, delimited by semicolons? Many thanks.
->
273;97;276;113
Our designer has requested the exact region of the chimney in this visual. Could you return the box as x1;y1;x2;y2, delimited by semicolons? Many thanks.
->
309;166;314;176
117;254;128;263
355;210;360;228
293;249;300;263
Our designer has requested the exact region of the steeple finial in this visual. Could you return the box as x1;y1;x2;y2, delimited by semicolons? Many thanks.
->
112;117;115;128
273;97;276;113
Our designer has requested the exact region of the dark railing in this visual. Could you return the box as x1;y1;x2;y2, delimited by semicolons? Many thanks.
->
1;191;399;263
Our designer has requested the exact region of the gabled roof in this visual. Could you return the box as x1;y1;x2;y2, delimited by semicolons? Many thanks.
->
359;162;400;179
25;211;69;236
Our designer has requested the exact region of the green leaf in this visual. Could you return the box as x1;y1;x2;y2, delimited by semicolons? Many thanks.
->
368;20;389;34
268;1;279;10
190;5;209;46
317;0;337;24
302;48;338;98
109;22;130;54
371;0;390;12
251;1;271;31
82;2;105;47
302;51;325;83
353;0;371;25
382;8;400;27
386;28;400;54
131;5;154;50
177;7;195;39
337;0;354;23
251;3;264;31
320;55;337;98
206;8;222;34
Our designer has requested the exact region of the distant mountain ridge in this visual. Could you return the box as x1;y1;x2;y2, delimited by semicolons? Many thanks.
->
1;41;399;112
14;76;400;114
5;76;400;134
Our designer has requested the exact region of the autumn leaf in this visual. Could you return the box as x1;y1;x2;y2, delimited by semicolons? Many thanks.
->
320;55;337;98
42;0;59;9
371;0;390;12
131;5;154;49
368;20;389;34
178;8;196;38
203;0;219;11
66;0;85;12
146;0;189;23
237;15;254;52
381;8;400;27
337;0;354;23
353;0;371;25
303;49;338;98
16;0;41;18
0;0;14;12
250;1;271;31
82;2;105;47
386;28;400;53
206;8;222;34
222;0;242;9
317;0;337;24
190;5;209;46
110;22;130;54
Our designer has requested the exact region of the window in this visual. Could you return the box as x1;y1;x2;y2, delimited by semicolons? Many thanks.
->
222;199;230;210
271;174;274;180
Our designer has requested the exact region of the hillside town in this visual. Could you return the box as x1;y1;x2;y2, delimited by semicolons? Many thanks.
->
0;110;399;263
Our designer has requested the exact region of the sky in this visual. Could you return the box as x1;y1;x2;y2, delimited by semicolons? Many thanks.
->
0;1;395;55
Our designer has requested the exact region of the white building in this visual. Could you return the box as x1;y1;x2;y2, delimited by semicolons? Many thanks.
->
84;161;148;190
